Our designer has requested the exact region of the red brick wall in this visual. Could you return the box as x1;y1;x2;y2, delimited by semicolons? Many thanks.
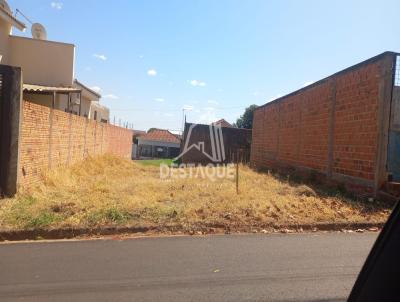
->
333;64;380;180
19;101;133;186
251;53;393;193
251;82;334;170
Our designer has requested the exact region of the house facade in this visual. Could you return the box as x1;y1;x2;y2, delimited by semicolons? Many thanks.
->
73;80;109;122
133;129;181;159
0;0;109;122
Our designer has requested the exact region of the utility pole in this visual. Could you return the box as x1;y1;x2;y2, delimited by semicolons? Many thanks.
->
181;109;185;136
236;155;239;194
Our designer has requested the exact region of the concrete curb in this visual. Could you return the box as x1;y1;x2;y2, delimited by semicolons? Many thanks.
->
0;222;386;242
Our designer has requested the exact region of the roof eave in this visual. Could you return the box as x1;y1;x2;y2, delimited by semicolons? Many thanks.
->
23;84;81;94
0;7;26;31
74;79;101;99
138;138;180;145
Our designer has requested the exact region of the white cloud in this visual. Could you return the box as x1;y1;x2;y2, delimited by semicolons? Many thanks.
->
196;110;217;124
103;94;119;100
303;81;314;87
84;66;92;72
50;2;63;9
147;69;157;76
207;99;218;105
252;91;260;96
183;105;194;111
189;79;206;87
154;98;165;102
163;113;174;117
93;54;107;61
90;86;101;93
203;106;215;111
139;55;144;59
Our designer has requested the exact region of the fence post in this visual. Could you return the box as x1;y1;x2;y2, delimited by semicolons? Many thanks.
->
0;65;22;197
48;92;55;169
327;79;337;178
374;54;396;196
83;117;88;158
236;151;239;195
101;124;104;154
94;121;97;154
67;110;72;166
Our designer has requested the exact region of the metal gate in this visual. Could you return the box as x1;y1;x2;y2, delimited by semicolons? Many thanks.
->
0;65;22;197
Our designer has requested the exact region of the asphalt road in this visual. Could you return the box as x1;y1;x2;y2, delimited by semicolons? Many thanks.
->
0;233;377;302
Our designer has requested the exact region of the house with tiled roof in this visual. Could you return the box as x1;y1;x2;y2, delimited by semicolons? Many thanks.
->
133;128;181;159
133;130;147;138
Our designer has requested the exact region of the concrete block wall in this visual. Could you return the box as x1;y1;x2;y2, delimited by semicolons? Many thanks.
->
251;52;395;195
19;101;133;187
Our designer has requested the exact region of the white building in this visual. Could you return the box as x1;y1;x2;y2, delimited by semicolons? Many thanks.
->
133;129;181;159
0;0;109;122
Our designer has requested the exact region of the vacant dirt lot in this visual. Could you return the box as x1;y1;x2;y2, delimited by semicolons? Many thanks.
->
0;155;391;232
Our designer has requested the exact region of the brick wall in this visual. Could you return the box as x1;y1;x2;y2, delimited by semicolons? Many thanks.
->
250;52;395;195
19;101;133;186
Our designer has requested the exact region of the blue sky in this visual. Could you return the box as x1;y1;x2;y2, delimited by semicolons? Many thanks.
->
8;0;400;131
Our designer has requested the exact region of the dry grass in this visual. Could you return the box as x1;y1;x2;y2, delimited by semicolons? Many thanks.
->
0;155;391;230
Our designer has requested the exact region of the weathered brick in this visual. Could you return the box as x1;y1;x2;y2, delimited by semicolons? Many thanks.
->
250;54;390;194
18;101;133;187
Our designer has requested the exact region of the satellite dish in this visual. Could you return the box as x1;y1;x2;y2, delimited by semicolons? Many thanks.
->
31;23;47;40
0;0;12;14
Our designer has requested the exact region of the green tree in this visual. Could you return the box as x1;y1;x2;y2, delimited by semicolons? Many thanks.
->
234;104;258;129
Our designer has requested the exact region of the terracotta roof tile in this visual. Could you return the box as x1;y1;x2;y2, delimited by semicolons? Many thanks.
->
133;130;146;137
140;129;180;143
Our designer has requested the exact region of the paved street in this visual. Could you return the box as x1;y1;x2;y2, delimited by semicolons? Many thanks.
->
0;233;377;302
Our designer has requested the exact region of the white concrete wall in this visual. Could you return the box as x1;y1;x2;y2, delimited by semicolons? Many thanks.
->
132;144;138;159
23;91;105;119
24;92;83;114
89;102;110;122
9;36;75;87
80;96;91;117
0;18;11;64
